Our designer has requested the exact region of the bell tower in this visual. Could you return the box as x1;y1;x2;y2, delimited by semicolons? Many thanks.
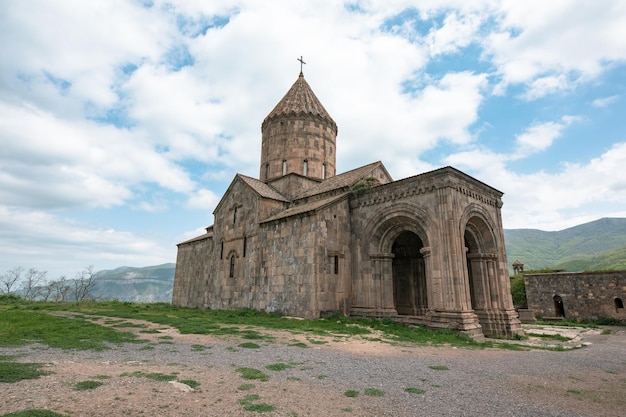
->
260;68;337;184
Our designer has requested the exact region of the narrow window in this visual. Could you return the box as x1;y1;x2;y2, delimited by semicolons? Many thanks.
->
334;255;339;275
615;298;624;309
282;160;287;175
553;295;565;318
220;241;224;260
303;160;308;176
229;255;235;278
265;163;269;179
243;237;247;258
233;206;237;224
322;163;326;179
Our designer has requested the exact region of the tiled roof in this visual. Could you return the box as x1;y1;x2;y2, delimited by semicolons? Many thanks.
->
262;194;346;223
262;73;337;130
237;174;290;202
295;161;386;199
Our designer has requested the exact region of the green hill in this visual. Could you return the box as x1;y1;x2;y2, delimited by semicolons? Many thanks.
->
92;263;175;302
505;217;626;272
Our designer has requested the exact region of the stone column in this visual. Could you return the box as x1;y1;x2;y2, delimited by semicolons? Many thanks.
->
370;253;397;316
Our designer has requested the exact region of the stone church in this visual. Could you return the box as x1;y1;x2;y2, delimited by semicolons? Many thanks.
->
172;69;522;338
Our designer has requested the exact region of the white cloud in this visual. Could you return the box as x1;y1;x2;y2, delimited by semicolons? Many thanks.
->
512;116;578;158
486;1;626;97
0;206;174;279
592;95;619;108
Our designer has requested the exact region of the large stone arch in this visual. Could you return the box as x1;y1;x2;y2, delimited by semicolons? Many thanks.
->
352;202;435;318
460;205;519;336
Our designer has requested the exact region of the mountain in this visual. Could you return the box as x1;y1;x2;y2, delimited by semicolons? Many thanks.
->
505;217;626;272
92;263;175;302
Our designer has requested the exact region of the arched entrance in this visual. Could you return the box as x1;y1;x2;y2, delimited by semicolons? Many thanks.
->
553;295;565;317
464;216;499;333
392;231;428;316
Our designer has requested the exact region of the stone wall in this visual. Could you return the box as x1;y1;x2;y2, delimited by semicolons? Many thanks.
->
172;234;213;308
525;271;626;321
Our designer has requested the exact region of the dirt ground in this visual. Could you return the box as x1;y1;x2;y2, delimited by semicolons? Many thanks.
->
1;317;625;417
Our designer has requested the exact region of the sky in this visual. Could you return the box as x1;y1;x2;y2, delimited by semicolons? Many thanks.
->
1;0;626;279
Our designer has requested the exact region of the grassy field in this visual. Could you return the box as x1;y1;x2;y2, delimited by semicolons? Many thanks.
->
0;295;485;349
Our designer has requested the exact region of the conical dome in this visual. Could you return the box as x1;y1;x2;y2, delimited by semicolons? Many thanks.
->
262;73;337;131
260;72;338;184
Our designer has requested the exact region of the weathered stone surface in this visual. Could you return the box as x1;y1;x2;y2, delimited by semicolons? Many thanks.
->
525;271;626;322
172;72;522;338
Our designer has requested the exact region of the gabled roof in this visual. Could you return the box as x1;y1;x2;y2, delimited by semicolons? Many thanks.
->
213;174;290;215
262;72;337;131
295;161;391;200
237;174;290;202
262;194;346;223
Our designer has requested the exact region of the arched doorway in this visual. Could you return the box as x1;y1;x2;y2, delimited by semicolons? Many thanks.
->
553;295;565;317
464;216;499;332
392;231;427;316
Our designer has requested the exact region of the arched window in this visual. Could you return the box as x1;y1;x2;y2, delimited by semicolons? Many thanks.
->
243;237;247;258
615;298;624;310
265;163;269;179
303;160;308;176
334;255;339;274
282;160;287;176
220;241;224;260
233;206;238;224
229;255;236;278
322;163;326;179
553;295;565;318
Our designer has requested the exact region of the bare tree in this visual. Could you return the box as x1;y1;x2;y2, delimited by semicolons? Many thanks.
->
48;276;72;302
73;266;97;301
22;268;48;301
0;266;23;295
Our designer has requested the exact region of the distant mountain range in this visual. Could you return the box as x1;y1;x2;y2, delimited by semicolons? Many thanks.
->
92;263;175;302
505;217;626;272
91;218;626;301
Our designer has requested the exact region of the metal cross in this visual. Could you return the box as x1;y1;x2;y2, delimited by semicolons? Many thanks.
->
297;56;306;74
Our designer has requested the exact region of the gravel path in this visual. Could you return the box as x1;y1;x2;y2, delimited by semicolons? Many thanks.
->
1;320;625;417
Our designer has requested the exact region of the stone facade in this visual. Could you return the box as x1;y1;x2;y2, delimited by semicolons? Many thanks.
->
172;71;522;338
525;271;626;322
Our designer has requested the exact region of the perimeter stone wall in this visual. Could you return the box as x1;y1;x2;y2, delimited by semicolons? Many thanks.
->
525;271;626;321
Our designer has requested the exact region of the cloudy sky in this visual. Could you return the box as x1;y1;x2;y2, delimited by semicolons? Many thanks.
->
2;1;626;278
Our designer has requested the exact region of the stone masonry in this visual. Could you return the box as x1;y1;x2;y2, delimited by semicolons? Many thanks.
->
525;271;626;322
172;70;523;338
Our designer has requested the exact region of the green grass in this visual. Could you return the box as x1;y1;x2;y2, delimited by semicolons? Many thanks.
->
74;380;104;390
121;371;177;382
525;332;571;341
238;383;256;391
237;367;269;381
428;365;449;371
404;387;425;394
239;394;276;412
0;310;141;350
0;411;68;417
344;390;359;397
265;363;292;371
364;388;384;397
178;379;200;389
0;299;512;350
238;342;261;349
0;360;51;383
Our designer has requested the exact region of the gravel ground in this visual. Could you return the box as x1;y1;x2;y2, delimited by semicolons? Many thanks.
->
1;318;625;417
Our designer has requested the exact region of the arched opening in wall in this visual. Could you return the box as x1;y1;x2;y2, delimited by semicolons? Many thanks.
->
553;295;565;317
391;231;427;316
614;297;624;310
464;216;499;328
229;254;236;278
